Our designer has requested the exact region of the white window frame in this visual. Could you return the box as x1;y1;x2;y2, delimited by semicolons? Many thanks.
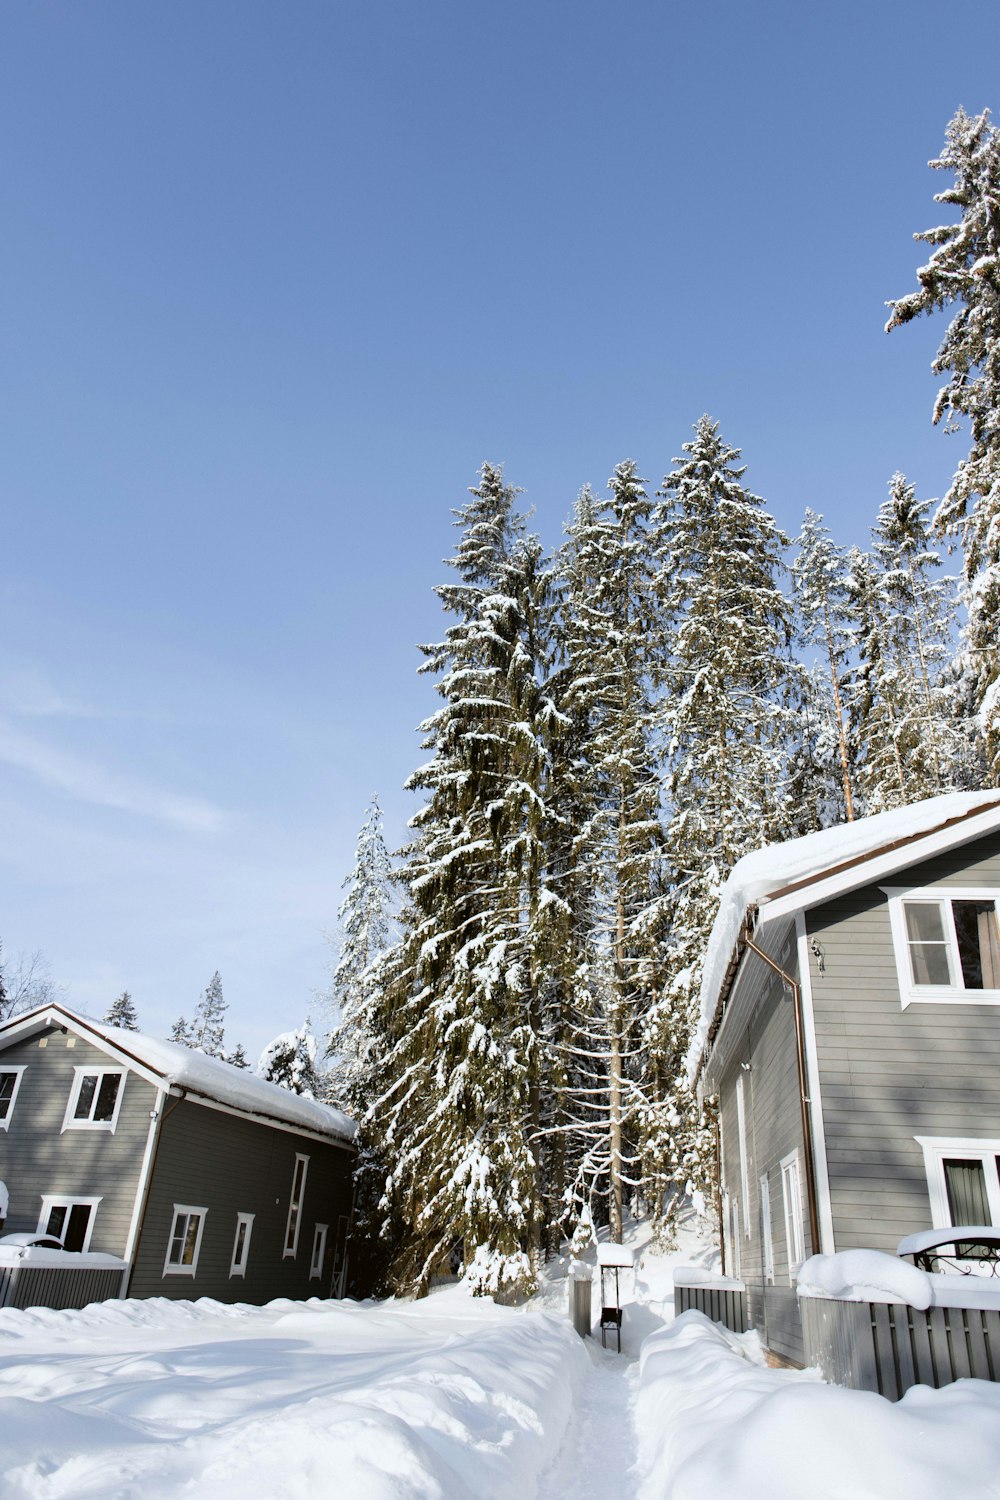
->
781;1150;805;1282
229;1212;254;1278
163;1204;207;1277
886;887;1000;1008
283;1154;309;1258
36;1195;102;1252
736;1072;752;1238
914;1136;1000;1229
729;1195;742;1278
310;1222;328;1280
760;1171;774;1284
0;1066;27;1130
61;1067;127;1133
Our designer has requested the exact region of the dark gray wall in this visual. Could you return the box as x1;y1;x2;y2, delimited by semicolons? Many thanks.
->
708;917;810;1365
0;1024;156;1253
804;829;1000;1255
129;1097;355;1303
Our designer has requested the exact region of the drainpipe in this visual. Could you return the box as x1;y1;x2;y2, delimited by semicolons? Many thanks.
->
743;938;821;1257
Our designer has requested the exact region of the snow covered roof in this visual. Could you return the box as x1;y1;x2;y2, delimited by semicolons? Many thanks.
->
691;790;1000;1081
0;1004;356;1145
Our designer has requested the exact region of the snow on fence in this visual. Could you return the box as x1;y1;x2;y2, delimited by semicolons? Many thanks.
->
0;1259;126;1311
673;1269;748;1334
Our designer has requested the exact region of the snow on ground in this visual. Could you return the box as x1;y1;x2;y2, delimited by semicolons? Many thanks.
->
4;1204;1000;1499
0;1291;585;1499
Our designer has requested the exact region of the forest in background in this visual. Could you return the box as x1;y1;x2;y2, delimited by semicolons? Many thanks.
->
329;106;1000;1298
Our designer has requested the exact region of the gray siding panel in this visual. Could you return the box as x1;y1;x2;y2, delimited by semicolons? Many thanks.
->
129;1098;355;1304
0;1025;155;1254
805;830;1000;1255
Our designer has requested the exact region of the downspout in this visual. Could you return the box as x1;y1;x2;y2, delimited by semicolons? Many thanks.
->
124;1089;186;1295
743;938;821;1258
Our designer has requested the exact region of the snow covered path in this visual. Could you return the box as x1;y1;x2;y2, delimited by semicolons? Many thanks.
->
541;1343;640;1500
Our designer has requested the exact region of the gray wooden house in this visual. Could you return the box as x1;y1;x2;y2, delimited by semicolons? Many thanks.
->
693;789;1000;1369
0;1003;357;1307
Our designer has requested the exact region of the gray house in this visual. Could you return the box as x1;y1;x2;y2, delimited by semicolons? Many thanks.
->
0;1003;357;1306
694;789;1000;1368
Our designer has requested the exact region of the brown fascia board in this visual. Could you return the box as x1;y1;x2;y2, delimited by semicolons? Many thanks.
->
698;906;757;1086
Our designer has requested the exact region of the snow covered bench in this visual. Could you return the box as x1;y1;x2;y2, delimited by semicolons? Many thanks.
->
673;1267;748;1334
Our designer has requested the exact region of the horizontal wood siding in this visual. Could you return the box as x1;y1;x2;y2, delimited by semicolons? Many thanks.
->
805;830;1000;1254
710;918;809;1365
129;1097;355;1304
0;1026;156;1254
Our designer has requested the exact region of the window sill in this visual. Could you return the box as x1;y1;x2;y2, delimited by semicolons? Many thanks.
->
902;988;1000;1009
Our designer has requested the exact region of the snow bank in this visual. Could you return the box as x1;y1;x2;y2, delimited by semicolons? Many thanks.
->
672;1266;744;1290
797;1249;932;1308
689;789;1000;1077
0;1293;586;1500
0;1246;125;1270
636;1310;1000;1500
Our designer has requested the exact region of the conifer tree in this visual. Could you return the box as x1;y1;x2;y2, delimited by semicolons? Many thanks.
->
887;107;1000;779
168;1016;190;1045
104;991;139;1031
372;466;548;1296
653;417;797;1222
792;510;856;821
189;971;228;1058
557;464;668;1242
258;1023;321;1097
846;546;908;810
227;1042;249;1070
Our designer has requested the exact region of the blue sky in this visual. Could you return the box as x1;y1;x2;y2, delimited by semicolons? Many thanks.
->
1;1;998;1057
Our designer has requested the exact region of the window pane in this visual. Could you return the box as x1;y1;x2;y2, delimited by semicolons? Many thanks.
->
74;1075;98;1119
908;942;952;986
0;1075;14;1118
944;1158;990;1224
181;1215;201;1265
46;1205;68;1240
94;1074;121;1122
952;901;1000;990
64;1204;91;1253
905;902;946;943
169;1215;188;1264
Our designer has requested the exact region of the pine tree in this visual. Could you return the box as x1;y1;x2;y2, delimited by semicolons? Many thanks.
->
189;971;227;1058
887;107;1000;779
227;1043;249;1069
258;1023;321;1096
846;546;908;811
654;417;797;1224
792;509;856;821
168;1016;191;1045
104;991;139;1031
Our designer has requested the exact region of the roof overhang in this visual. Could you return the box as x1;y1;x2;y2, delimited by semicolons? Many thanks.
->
0;1004;166;1090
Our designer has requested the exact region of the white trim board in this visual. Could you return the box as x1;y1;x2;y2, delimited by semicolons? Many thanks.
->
796;912;835;1255
758;805;1000;928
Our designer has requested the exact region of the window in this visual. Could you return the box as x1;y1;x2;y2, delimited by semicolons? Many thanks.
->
283;1154;309;1257
0;1067;26;1130
915;1137;1000;1229
310;1223;328;1280
62;1068;126;1132
37;1196;101;1252
164;1205;207;1276
760;1172;774;1284
781;1151;805;1282
887;888;1000;1006
230;1213;254;1278
736;1073;752;1238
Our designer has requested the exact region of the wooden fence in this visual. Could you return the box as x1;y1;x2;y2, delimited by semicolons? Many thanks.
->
800;1294;1000;1400
675;1282;749;1333
0;1263;125;1311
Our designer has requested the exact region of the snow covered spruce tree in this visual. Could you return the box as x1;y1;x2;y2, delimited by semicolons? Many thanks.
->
258;1022;322;1097
370;466;555;1297
887;107;1000;780
554;466;669;1243
104;990;139;1031
653;417;797;1222
792;510;856;823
